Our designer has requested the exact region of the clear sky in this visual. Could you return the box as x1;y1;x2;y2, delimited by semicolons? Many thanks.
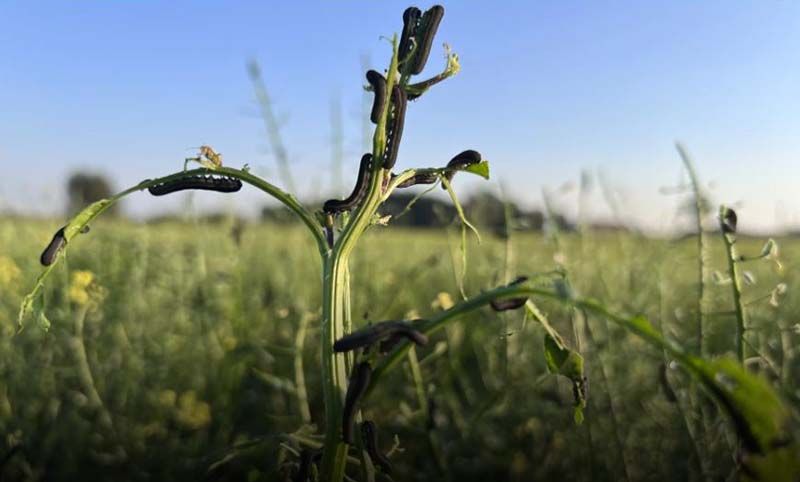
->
1;1;798;233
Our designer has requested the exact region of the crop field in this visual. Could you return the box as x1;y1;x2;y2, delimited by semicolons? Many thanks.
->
0;217;797;481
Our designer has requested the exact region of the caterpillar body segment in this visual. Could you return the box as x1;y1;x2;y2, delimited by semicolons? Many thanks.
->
394;171;439;189
410;5;445;75
333;320;428;353
148;175;242;196
360;421;393;474
382;85;407;170
323;153;373;214
398;7;422;72
40;227;67;266
342;362;372;444
366;70;387;124
441;149;482;189
490;276;529;311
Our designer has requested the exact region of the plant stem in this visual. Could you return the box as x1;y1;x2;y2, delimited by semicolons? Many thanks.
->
294;313;312;424
676;143;708;357
719;208;747;363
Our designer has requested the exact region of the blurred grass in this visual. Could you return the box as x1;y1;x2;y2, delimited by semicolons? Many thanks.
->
0;217;796;481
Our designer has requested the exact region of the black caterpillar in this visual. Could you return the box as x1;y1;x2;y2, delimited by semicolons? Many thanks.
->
721;207;737;234
333;320;428;354
366;70;387;124
398;7;422;72
490;276;529;311
342;361;372;444
293;449;321;482
398;6;444;75
148;175;242;196
40;226;67;266
394;171;438;189
410;6;445;75
323;153;373;214
382;85;407;170
360;421;393;474
441;149;482;189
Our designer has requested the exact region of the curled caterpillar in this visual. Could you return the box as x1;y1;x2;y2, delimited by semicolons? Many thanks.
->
398;7;422;72
490;276;529;311
410;6;445;75
441;149;482;189
342;361;372;444
394;172;439;189
333;320;428;353
323;153;372;214
382;85;407;170
40;226;67;266
366;70;387;124
360;421;393;474
148;175;242;196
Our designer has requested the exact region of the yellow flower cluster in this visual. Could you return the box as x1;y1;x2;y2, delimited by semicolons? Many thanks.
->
68;270;106;308
175;390;211;430
0;256;21;287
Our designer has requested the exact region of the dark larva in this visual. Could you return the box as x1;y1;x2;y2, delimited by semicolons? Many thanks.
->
394;172;439;188
398;7;422;72
40;227;67;266
333;320;428;353
382;85;407;170
721;207;737;234
292;449;317;482
342;361;372;444
366;70;387;124
410;5;445;75
490;275;529;312
148;175;242;196
360;421;393;474
442;149;482;189
323;153;372;214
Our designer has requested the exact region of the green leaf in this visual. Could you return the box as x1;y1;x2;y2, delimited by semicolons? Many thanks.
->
463;160;490;180
543;334;586;425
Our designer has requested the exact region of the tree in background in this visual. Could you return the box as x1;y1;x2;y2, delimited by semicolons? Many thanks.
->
66;173;118;217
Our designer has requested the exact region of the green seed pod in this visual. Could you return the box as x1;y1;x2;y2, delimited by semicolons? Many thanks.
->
323;154;373;214
342;362;372;444
383;85;407;169
148;175;242;196
360;420;393;474
366;70;387;124
441;149;482;189
40;227;67;266
410;5;445;75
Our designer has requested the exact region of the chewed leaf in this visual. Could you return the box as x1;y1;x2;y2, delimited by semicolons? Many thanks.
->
463;160;490;180
543;334;586;425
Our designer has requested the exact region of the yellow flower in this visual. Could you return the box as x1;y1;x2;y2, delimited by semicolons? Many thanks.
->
0;256;21;286
431;291;454;310
68;270;95;306
175;390;211;430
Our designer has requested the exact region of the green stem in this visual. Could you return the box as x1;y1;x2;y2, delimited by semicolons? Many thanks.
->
720;224;747;363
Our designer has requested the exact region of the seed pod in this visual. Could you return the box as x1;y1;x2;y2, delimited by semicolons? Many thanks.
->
441;149;482;189
382;85;407;170
360;421;393;474
342;362;372;444
40;227;67;266
721;207;737;234
333;320;428;353
398;7;422;71
394;172;439;188
148;175;242;196
410;5;445;75
323;153;373;214
490;275;529;311
366;70;387;124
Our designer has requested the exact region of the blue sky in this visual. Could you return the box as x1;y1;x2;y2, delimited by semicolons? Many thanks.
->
1;1;798;232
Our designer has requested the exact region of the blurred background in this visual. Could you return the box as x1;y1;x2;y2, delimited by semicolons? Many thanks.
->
1;1;799;481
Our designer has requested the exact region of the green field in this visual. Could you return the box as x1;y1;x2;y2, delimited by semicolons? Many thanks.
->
0;217;797;481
